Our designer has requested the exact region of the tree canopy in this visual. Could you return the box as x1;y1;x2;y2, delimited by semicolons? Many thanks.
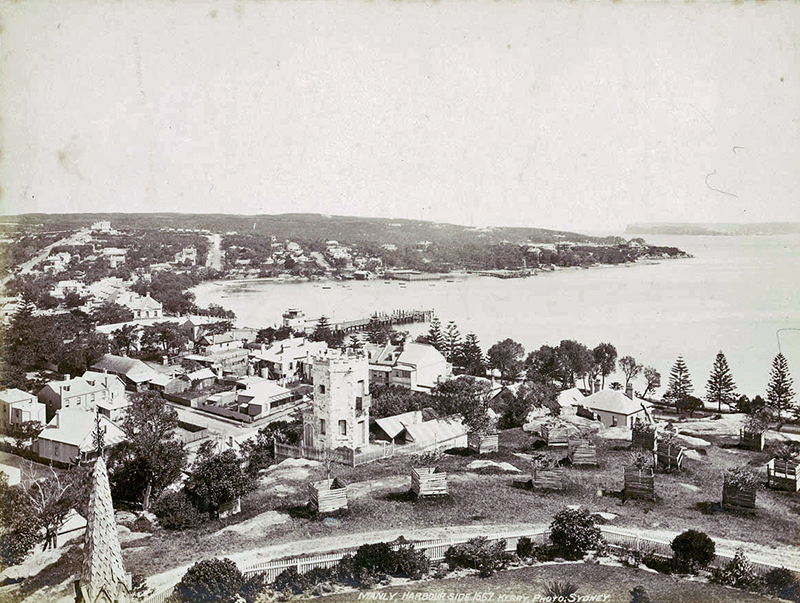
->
767;353;796;420
487;338;525;382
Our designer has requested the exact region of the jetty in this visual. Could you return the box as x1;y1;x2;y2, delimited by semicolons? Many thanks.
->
472;269;536;279
299;309;434;335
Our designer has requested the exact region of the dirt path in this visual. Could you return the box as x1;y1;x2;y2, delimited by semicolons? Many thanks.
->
144;519;800;593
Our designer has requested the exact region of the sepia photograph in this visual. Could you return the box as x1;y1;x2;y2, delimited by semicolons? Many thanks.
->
0;1;799;602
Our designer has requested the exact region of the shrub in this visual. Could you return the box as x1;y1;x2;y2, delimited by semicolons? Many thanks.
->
516;536;534;560
670;530;715;573
529;544;557;562
153;490;206;530
763;567;800;602
240;572;267;603
549;508;602;560
175;558;244;603
393;542;429;580
543;580;579;599
0;525;41;567
445;537;510;577
723;468;760;491
629;586;651;603
711;549;760;591
618;546;644;568
273;566;336;595
642;552;672;575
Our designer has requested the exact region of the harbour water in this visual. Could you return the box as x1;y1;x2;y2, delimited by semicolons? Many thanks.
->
193;235;800;397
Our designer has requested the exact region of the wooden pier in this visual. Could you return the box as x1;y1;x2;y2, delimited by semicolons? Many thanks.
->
306;309;434;334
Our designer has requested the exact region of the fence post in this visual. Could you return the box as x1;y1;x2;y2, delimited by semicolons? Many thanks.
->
635;535;640;552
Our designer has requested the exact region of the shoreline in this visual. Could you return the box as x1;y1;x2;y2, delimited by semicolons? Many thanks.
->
193;255;691;291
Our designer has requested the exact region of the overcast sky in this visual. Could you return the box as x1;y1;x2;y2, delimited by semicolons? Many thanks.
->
1;0;798;232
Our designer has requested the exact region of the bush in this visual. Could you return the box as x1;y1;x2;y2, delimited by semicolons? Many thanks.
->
670;530;715;573
0;522;41;567
763;568;800;602
711;549;760;590
444;537;510;577
175;558;244;603
549;508;602;560
153;490;206;530
273;566;336;595
393;541;429;580
516;536;534;560
642;552;672;575
240;572;267;603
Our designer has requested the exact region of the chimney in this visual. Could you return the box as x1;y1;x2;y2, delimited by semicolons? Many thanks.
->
162;355;168;366
54;410;60;429
625;383;633;399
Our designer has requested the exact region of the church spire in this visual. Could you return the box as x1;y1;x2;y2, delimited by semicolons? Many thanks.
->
76;455;131;603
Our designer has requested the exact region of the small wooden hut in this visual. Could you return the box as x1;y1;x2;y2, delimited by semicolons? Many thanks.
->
623;466;655;501
656;439;685;472
722;469;758;512
739;429;765;452
631;420;657;451
531;468;566;491
568;440;598;467
540;424;570;447
767;458;800;492
309;477;348;513
467;432;499;454
411;467;448;498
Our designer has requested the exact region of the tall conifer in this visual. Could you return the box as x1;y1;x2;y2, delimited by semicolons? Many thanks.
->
767;353;796;420
665;355;693;407
705;351;737;412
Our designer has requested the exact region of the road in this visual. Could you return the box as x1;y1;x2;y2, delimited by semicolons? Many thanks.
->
206;233;223;271
0;228;90;288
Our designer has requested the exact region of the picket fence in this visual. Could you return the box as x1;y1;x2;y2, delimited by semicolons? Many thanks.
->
141;526;799;603
274;433;465;468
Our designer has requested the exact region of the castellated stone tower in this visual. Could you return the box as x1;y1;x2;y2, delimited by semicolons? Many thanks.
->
303;350;370;450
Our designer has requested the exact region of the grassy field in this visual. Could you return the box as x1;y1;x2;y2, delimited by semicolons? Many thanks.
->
120;428;800;579
321;563;777;603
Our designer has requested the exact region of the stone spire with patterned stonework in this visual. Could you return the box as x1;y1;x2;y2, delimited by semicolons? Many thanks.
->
76;455;131;603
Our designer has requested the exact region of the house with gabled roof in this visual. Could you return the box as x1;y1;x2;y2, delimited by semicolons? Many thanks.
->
392;343;451;392
250;337;328;385
91;354;160;392
373;410;423;444
35;409;126;465
81;371;130;422
0;388;46;430
579;388;652;428
38;377;109;422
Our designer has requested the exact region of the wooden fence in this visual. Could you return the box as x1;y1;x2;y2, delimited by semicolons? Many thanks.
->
309;478;348;513
739;429;764;451
274;433;465;468
767;458;800;492
411;467;448;497
722;483;757;511
540;425;570;447
531;468;565;490
656;442;685;472
467;432;499;454
569;442;598;466
142;526;800;603
623;467;655;501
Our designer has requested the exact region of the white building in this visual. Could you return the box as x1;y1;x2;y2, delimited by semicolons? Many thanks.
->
0;388;46;430
303;351;370;450
114;291;163;320
250;337;328;385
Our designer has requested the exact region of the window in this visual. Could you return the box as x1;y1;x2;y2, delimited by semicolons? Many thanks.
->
319;384;326;394
611;416;618;427
320;419;326;435
339;420;347;436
